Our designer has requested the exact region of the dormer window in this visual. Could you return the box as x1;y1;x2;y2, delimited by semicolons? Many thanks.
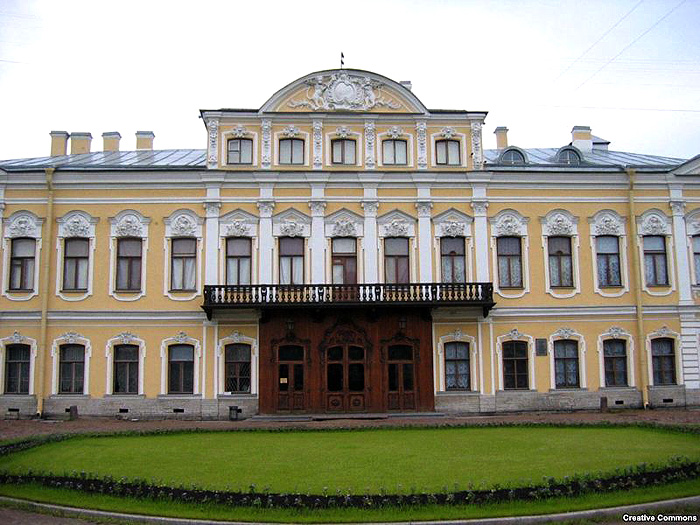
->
557;149;581;165
435;139;460;165
279;138;304;165
227;139;253;165
501;149;525;165
331;139;356;165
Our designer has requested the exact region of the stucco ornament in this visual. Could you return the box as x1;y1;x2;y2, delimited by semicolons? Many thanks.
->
231;330;242;343
282;125;300;138
312;121;323;170
607;327;626;339
62;332;82;344
226;220;251;237
174;331;189;343
335;126;351;138
115;214;143;237
361;201;379;216
594;214;622;236
471;201;489;215
652;326;672;338
289;73;401;111
441;127;456;139
207;119;219;168
332;218;357;237
494;213;525;236
640;214;669;235
309;201;326;216
553;328;576;339
383;219;409;237
7;214;38;238
261;120;272;169
387;126;404;139
453;328;464;340
508;328;523;340
171;215;196;236
415;202;433;218
470;121;484;169
364;121;376;169
416;122;427;169
117;332;137;344
63;216;91;237
280;221;304;237
441;221;465;237
256;200;275;216
231;124;248;138
10;331;25;344
545;213;574;236
689;220;700;236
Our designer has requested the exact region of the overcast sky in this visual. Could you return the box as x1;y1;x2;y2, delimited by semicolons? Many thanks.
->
0;0;698;161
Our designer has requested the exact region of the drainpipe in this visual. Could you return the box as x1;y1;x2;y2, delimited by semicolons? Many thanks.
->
626;167;650;408
36;167;55;417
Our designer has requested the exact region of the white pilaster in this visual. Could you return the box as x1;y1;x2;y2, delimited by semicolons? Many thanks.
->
203;189;221;285
416;200;433;283
257;200;275;284
309;199;327;283
471;187;490;282
670;197;692;304
362;189;379;283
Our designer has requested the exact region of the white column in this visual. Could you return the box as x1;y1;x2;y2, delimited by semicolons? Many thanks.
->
309;200;327;283
204;201;221;285
471;199;490;282
362;200;379;283
416;201;433;282
257;201;275;284
670;199;692;305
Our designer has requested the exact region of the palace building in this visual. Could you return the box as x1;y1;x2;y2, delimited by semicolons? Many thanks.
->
0;68;699;419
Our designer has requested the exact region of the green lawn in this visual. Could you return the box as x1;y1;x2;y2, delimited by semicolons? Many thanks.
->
1;426;698;494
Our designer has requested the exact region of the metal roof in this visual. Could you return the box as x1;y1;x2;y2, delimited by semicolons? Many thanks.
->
484;148;685;169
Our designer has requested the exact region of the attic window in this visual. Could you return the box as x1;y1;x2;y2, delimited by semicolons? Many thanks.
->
501;149;525;165
557;149;581;165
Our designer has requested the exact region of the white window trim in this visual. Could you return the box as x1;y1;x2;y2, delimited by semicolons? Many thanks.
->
377;210;417;283
272;208;311;285
325;209;364;285
588;210;629;298
160;332;202;396
219;209;259;285
216;330;258;396
377;130;414;168
429;131;467;168
684;208;700;287
2;210;43;301
598;327;635;389
273;130;310;168
548;328;587;390
220;128;259;168
636;208;675;296
0;332;38;395
437;329;478;393
104;333;146;396
109;210;150;302
163;209;204;301
489;209;530;299
496;329;535;391
433;209;474;283
540;209;581;299
325;129;363;167
646;326;683;387
55;211;98;302
51;332;92;396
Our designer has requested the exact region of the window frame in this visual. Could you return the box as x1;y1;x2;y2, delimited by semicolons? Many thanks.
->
440;237;466;283
278;138;305;165
444;341;470;391
224;343;252;394
62;237;90;292
693;234;700;285
331;237;357;285
4;343;30;395
553;339;580;389
557;149;581;165
384;237;410;284
331;138;357;165
9;237;36;292
596;235;622;287
603;338;628;387
279;236;304;285
226;138;253;165
381;139;408;166
168;344;195;395
435;139;461;166
643;235;669;287
115;237;143;292
58;344;85;395
650;337;676;386
502;340;529;390
226;237;252;285
548;236;574;288
112;344;139;395
496;236;523;289
500;149;526;165
170;237;197;292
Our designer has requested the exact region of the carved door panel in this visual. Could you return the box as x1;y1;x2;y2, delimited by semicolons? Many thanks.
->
277;345;305;412
325;345;367;412
387;345;416;411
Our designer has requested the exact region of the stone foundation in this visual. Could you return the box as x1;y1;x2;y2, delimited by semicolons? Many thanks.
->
647;385;686;408
0;395;37;419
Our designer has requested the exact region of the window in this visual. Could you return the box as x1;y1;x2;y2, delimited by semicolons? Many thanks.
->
382;139;407;165
4;344;30;394
597;236;621;286
436;139;460;165
694;236;700;283
9;238;35;291
279;138;304;165
497;237;522;288
603;339;627;387
554;339;579;388
557;149;581;165
225;343;251;393
168;344;194;394
226;238;251;285
170;238;196;291
113;344;138;394
62;238;89;291
59;344;84;394
502;340;528;390
227;138;253;165
445;341;469;390
384;237;409;284
279;237;304;285
116;238;142;291
332;237;357;284
441;237;466;283
501;149;525;165
548;236;573;287
331;139;356;165
651;338;676;385
643;236;668;286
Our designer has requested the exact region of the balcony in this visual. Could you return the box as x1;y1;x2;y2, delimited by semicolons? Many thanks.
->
202;282;495;320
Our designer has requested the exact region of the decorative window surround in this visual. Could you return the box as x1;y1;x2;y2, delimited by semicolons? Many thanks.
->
160;332;202;395
218;209;259;285
588;210;629;298
2;210;43;301
429;129;467;168
496;329;535;391
597;327;635;388
272;209;311;285
163;209;204;301
636;209;676;296
51;332;91;395
272;128;310;168
55;211;98;302
220;125;259;168
324;209;365;284
540;209;581;299
377;128;414;168
548;328;587;390
0;332;37;395
377;210;417;283
433;208;474;283
216;330;258;396
324;128;363;167
437;329;478;393
364;121;376;170
685;208;700;287
104;332;146;395
489;209;530;299
645;326;682;387
109;210;150;302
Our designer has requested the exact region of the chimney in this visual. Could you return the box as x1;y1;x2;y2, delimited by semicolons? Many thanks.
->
50;131;69;156
571;125;592;153
136;131;155;150
102;131;121;152
70;132;92;154
399;80;412;91
494;126;509;149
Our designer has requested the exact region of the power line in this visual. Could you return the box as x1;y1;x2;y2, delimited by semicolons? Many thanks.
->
534;104;700;113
